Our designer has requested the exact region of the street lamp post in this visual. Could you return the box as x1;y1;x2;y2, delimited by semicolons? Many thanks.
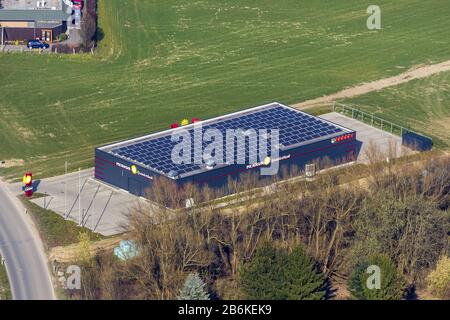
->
64;161;67;217
78;168;81;226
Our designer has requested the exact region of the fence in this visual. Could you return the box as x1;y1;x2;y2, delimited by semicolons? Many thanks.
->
332;102;433;141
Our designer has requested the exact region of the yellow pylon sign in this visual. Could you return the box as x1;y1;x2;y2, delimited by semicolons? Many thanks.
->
23;174;32;185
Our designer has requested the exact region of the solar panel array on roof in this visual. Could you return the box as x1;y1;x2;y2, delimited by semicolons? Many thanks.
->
105;103;349;178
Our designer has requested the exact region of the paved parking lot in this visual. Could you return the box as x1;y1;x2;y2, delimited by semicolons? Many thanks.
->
8;169;143;236
319;112;412;163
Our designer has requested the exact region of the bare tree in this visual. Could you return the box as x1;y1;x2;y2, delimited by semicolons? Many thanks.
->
80;4;96;48
73;154;449;299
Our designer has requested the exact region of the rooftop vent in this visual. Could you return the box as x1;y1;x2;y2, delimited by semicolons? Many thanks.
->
168;170;179;179
36;1;45;8
205;159;216;170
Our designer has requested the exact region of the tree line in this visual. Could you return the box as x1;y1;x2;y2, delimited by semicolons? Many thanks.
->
67;152;450;300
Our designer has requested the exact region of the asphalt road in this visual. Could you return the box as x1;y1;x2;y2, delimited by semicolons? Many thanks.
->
0;181;55;300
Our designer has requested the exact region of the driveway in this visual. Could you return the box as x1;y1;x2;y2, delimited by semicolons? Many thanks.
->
319;112;413;163
8;169;143;236
1;45;52;54
63;28;83;46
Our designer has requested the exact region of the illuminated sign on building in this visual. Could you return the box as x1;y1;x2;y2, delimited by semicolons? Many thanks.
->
246;154;291;170
331;133;355;144
115;162;153;180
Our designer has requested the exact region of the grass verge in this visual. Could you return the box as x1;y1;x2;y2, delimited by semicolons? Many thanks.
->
0;263;12;300
19;195;105;249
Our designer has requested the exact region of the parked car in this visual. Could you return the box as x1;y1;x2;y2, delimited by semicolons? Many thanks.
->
27;40;50;49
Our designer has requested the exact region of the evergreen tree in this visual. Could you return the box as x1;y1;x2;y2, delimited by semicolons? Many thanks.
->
348;262;369;299
284;246;326;300
348;254;406;300
240;243;288;299
240;243;327;300
177;272;210;300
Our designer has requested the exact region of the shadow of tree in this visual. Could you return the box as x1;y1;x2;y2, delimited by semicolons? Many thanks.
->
96;27;105;43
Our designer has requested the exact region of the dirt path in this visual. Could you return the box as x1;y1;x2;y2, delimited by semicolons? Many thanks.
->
49;236;123;263
293;60;450;109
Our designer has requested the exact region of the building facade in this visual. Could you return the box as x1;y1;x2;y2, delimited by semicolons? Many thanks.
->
95;103;359;204
0;1;71;43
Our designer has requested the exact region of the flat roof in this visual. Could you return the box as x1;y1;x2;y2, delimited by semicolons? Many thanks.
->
1;0;63;10
99;103;354;179
0;9;68;21
0;0;70;22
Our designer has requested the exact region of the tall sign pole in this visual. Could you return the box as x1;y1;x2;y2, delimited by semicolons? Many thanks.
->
23;172;33;198
64;160;67;217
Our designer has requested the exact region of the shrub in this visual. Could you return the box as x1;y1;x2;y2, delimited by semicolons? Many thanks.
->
58;33;68;42
283;246;327;300
240;244;326;300
426;256;450;299
348;254;407;300
240;243;287;300
177;273;210;300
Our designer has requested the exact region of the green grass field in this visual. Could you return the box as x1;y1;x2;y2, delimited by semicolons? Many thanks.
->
1;0;450;179
0;262;12;300
341;71;450;149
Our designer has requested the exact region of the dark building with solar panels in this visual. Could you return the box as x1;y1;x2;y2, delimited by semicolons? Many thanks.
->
95;103;358;203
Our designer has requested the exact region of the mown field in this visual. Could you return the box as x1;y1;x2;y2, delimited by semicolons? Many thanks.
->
342;71;450;149
1;0;450;179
